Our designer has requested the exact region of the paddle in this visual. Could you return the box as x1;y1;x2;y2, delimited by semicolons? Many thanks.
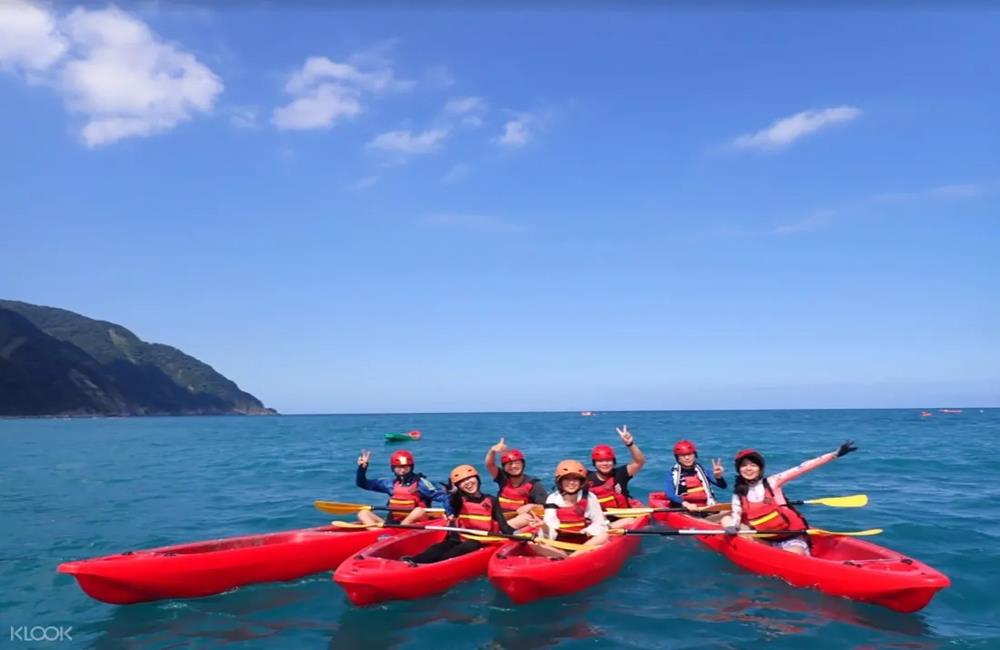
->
331;520;588;552
314;500;446;516
614;527;883;538
381;523;590;552
605;494;869;518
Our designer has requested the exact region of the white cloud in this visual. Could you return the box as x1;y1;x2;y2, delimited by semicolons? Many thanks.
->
443;163;471;184
348;175;378;191
229;106;258;129
926;183;982;199
272;54;411;131
496;118;532;148
422;213;523;232
0;2;222;147
59;7;222;147
773;209;837;235
0;0;67;72
733;106;862;151
423;64;455;89
367;128;448;155
873;182;986;203
443;96;487;127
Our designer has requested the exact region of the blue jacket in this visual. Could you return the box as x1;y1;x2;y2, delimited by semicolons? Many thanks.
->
356;465;452;515
664;462;727;505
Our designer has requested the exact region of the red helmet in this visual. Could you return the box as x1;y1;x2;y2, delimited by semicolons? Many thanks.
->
734;448;764;471
390;450;415;467
501;449;525;466
591;444;616;463
673;440;697;457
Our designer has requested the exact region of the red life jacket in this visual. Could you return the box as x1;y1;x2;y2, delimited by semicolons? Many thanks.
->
387;480;421;522
498;477;536;512
554;495;591;533
456;496;499;534
587;471;629;509
738;481;808;538
679;473;709;505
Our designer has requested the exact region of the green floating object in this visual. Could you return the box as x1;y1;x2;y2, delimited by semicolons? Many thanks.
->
384;430;421;442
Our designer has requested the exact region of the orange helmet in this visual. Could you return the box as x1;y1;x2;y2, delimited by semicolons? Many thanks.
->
555;460;587;481
450;464;479;485
390;450;415;467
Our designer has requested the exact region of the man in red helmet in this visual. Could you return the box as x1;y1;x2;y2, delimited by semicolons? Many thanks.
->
664;439;727;512
355;449;448;526
485;437;545;529
586;425;645;528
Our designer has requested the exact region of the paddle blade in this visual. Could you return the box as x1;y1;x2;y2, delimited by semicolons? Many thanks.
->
604;507;653;517
806;527;883;537
314;500;371;515
803;494;869;508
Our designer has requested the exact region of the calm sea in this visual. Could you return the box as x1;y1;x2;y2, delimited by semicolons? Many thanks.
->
2;409;997;648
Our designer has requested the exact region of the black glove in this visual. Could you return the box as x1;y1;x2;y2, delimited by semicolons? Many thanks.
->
836;440;858;457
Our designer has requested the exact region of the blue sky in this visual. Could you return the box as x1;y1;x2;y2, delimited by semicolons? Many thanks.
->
1;3;997;413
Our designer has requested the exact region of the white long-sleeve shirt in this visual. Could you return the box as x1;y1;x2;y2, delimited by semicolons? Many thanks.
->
542;491;608;539
730;452;837;525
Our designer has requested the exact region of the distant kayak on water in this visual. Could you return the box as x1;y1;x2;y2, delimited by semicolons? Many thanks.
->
580;411;595;416
921;411;933;417
384;430;421;442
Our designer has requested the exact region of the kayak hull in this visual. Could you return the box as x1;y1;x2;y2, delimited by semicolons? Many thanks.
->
648;492;950;612
384;430;421;442
488;515;649;604
333;528;498;606
58;525;397;605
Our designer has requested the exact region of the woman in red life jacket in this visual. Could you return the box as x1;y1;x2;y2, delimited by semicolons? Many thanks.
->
721;441;858;555
587;425;646;529
354;449;447;527
664;439;727;513
485;437;545;529
402;464;517;565
537;460;609;558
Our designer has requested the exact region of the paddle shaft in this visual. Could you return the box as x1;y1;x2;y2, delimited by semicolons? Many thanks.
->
618;527;880;537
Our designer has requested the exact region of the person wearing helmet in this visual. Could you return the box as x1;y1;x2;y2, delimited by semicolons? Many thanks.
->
537;460;609;558
485;437;546;529
586;425;646;528
402;464;518;565
721;441;859;555
664;439;727;512
355;449;449;526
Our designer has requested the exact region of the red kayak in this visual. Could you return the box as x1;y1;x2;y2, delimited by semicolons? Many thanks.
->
488;514;649;604
58;524;403;605
648;492;950;612
333;527;501;606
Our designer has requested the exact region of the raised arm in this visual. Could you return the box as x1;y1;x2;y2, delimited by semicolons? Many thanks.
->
484;437;506;479
617;425;645;476
355;450;387;492
769;441;857;489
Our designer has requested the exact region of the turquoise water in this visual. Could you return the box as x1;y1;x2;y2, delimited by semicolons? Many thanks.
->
2;409;998;648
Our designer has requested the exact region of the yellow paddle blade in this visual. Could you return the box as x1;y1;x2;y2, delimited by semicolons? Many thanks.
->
805;527;883;537
314;500;447;516
802;494;869;508
315;500;373;515
605;507;653;517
